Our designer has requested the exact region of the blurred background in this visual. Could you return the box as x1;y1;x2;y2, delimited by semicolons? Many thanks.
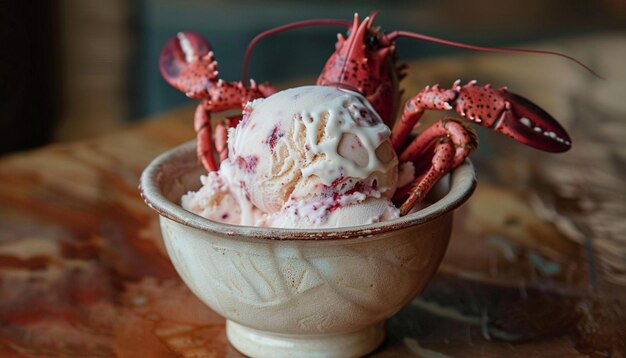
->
2;0;625;155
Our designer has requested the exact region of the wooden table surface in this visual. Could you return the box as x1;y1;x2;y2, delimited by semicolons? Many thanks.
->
1;34;624;357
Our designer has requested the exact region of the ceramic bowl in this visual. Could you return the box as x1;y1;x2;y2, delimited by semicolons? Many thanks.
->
140;141;475;358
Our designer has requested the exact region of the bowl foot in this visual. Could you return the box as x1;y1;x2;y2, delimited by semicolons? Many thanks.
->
226;320;385;358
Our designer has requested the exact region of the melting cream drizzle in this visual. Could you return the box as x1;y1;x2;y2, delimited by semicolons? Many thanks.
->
296;91;398;185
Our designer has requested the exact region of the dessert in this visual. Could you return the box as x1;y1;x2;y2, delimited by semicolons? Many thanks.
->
182;85;407;228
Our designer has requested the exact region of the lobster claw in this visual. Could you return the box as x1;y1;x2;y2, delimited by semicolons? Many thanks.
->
494;91;571;152
159;32;218;99
457;83;571;152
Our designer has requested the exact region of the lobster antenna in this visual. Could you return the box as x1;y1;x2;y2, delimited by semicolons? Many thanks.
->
387;30;603;79
242;19;352;83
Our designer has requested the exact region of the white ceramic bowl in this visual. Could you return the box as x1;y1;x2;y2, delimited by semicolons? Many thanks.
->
140;141;475;358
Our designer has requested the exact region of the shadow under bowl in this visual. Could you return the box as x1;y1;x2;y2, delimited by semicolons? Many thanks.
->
140;140;475;358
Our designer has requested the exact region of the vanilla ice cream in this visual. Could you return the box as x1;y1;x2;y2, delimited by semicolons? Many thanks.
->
182;85;404;228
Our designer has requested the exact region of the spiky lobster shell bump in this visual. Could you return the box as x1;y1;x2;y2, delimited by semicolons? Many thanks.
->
316;14;402;127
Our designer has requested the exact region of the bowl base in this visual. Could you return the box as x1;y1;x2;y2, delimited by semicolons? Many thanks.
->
226;320;385;358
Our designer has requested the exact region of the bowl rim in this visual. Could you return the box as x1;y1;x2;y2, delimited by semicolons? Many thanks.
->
139;141;476;241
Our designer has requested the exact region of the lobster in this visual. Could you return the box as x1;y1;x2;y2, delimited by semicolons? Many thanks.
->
160;12;594;216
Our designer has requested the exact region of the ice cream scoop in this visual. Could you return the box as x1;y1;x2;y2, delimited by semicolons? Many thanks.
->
183;85;402;228
230;86;398;222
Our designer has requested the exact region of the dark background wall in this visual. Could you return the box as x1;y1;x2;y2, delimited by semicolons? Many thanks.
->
1;1;60;154
1;0;625;155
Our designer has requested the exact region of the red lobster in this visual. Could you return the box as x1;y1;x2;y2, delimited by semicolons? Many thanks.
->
160;13;593;216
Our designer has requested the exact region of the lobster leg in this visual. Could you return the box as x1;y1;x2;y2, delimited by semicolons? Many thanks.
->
194;103;217;171
391;84;458;152
397;119;477;215
215;115;242;162
196;79;275;171
196;99;260;172
391;80;571;153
